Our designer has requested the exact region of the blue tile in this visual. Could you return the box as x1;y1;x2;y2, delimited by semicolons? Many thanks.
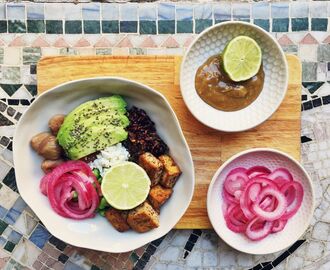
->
291;18;309;32
310;2;327;18
195;19;213;34
64;261;85;270
102;20;119;33
194;4;212;20
8;230;22;245
158;3;175;20
176;5;193;21
84;20;100;34
82;3;100;20
272;18;289;32
290;2;309;18
252;3;270;20
120;3;137;21
232;3;250;21
312;18;328;31
0;205;7;218
29;224;51;249
0;4;6;20
140;21;156;34
271;3;289;18
177;20;193;33
102;4;119;21
12;198;27;214
4;208;20;225
0;236;6;247
64;4;82;20
139;4;156;21
214;4;232;21
120;21;137;33
27;3;44;20
254;19;270;32
7;4;25;20
158;20;175;34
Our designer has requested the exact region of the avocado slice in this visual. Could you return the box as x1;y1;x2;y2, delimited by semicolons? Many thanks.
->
57;95;129;160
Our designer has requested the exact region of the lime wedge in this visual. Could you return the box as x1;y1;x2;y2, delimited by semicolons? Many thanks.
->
223;36;262;82
101;162;151;210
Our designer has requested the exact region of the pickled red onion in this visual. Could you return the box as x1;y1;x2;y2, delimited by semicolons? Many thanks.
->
40;160;100;220
222;166;304;241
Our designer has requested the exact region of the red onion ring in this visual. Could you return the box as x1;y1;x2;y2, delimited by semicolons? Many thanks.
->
41;160;100;220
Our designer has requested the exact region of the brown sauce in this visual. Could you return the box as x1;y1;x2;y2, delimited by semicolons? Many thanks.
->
195;55;265;111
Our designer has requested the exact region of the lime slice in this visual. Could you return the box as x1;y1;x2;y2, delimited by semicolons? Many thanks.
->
223;36;262;82
101;162;151;210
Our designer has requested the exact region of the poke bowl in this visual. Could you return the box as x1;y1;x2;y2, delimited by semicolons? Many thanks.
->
207;148;314;254
180;21;288;132
13;77;194;253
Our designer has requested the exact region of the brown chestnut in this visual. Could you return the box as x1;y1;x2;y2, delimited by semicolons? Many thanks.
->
48;114;65;135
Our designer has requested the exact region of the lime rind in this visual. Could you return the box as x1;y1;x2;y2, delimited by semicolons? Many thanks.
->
223;36;262;82
101;161;151;210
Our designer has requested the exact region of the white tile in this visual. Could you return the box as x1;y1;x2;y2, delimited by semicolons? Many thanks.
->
12;238;41;267
3;47;21;66
0;184;18;209
44;3;63;20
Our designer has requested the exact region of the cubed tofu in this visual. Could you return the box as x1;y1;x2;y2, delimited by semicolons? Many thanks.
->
158;155;182;188
138;152;164;186
105;208;130;232
127;201;159;233
148;185;173;212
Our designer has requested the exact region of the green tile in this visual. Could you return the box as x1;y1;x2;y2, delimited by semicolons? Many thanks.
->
312;18;327;31
8;20;26;33
140;20;156;35
96;48;112;55
84;20;100;34
215;19;229;25
158;20;175;34
4;241;15;253
272;18;289;32
46;20;63;34
129;48;146;55
120;21;137;33
65;20;82;34
177;20;193;33
27;20;45;33
0;220;8;234
291;18;308;31
195;19;212;34
254;19;270;31
0;20;7;33
302;62;317;81
318;44;330;62
282;45;298;54
102;21;119;33
26;85;37;96
0;49;3;65
23;48;41;65
129;252;139;263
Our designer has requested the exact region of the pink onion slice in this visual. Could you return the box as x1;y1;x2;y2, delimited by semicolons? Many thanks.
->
268;168;293;187
224;167;249;195
225;205;248;233
41;160;100;220
280;181;304;219
271;219;287;233
252;187;287;221
245;217;273;241
247;166;271;179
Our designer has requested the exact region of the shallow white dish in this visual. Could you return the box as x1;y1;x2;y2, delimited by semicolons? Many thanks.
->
180;21;288;132
207;148;314;255
13;77;195;253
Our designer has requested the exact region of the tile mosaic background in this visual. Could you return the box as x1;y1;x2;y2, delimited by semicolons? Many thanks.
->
0;1;330;269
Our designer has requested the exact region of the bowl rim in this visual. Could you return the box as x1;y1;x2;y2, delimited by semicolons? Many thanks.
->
206;147;315;255
180;21;289;132
13;76;195;253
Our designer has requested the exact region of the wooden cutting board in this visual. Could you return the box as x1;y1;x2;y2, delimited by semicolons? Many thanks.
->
37;55;301;229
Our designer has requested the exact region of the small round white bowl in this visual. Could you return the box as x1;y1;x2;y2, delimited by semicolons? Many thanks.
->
13;77;195;253
180;21;288;132
207;148;314;255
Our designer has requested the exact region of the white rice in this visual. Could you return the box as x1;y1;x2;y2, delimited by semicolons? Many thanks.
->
88;143;130;176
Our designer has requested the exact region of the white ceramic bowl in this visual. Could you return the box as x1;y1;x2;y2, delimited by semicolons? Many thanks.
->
13;77;195;253
181;21;288;132
207;148;314;255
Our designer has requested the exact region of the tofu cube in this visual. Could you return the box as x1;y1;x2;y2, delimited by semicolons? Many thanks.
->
105;208;130;232
148;185;173;212
158;155;182;188
127;201;159;233
138;152;164;186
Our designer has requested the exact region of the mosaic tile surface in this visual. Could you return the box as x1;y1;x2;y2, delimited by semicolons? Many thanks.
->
0;1;330;269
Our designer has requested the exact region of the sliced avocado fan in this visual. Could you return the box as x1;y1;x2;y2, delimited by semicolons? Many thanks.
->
57;95;129;160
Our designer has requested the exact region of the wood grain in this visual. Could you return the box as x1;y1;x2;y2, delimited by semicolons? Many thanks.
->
37;55;302;229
